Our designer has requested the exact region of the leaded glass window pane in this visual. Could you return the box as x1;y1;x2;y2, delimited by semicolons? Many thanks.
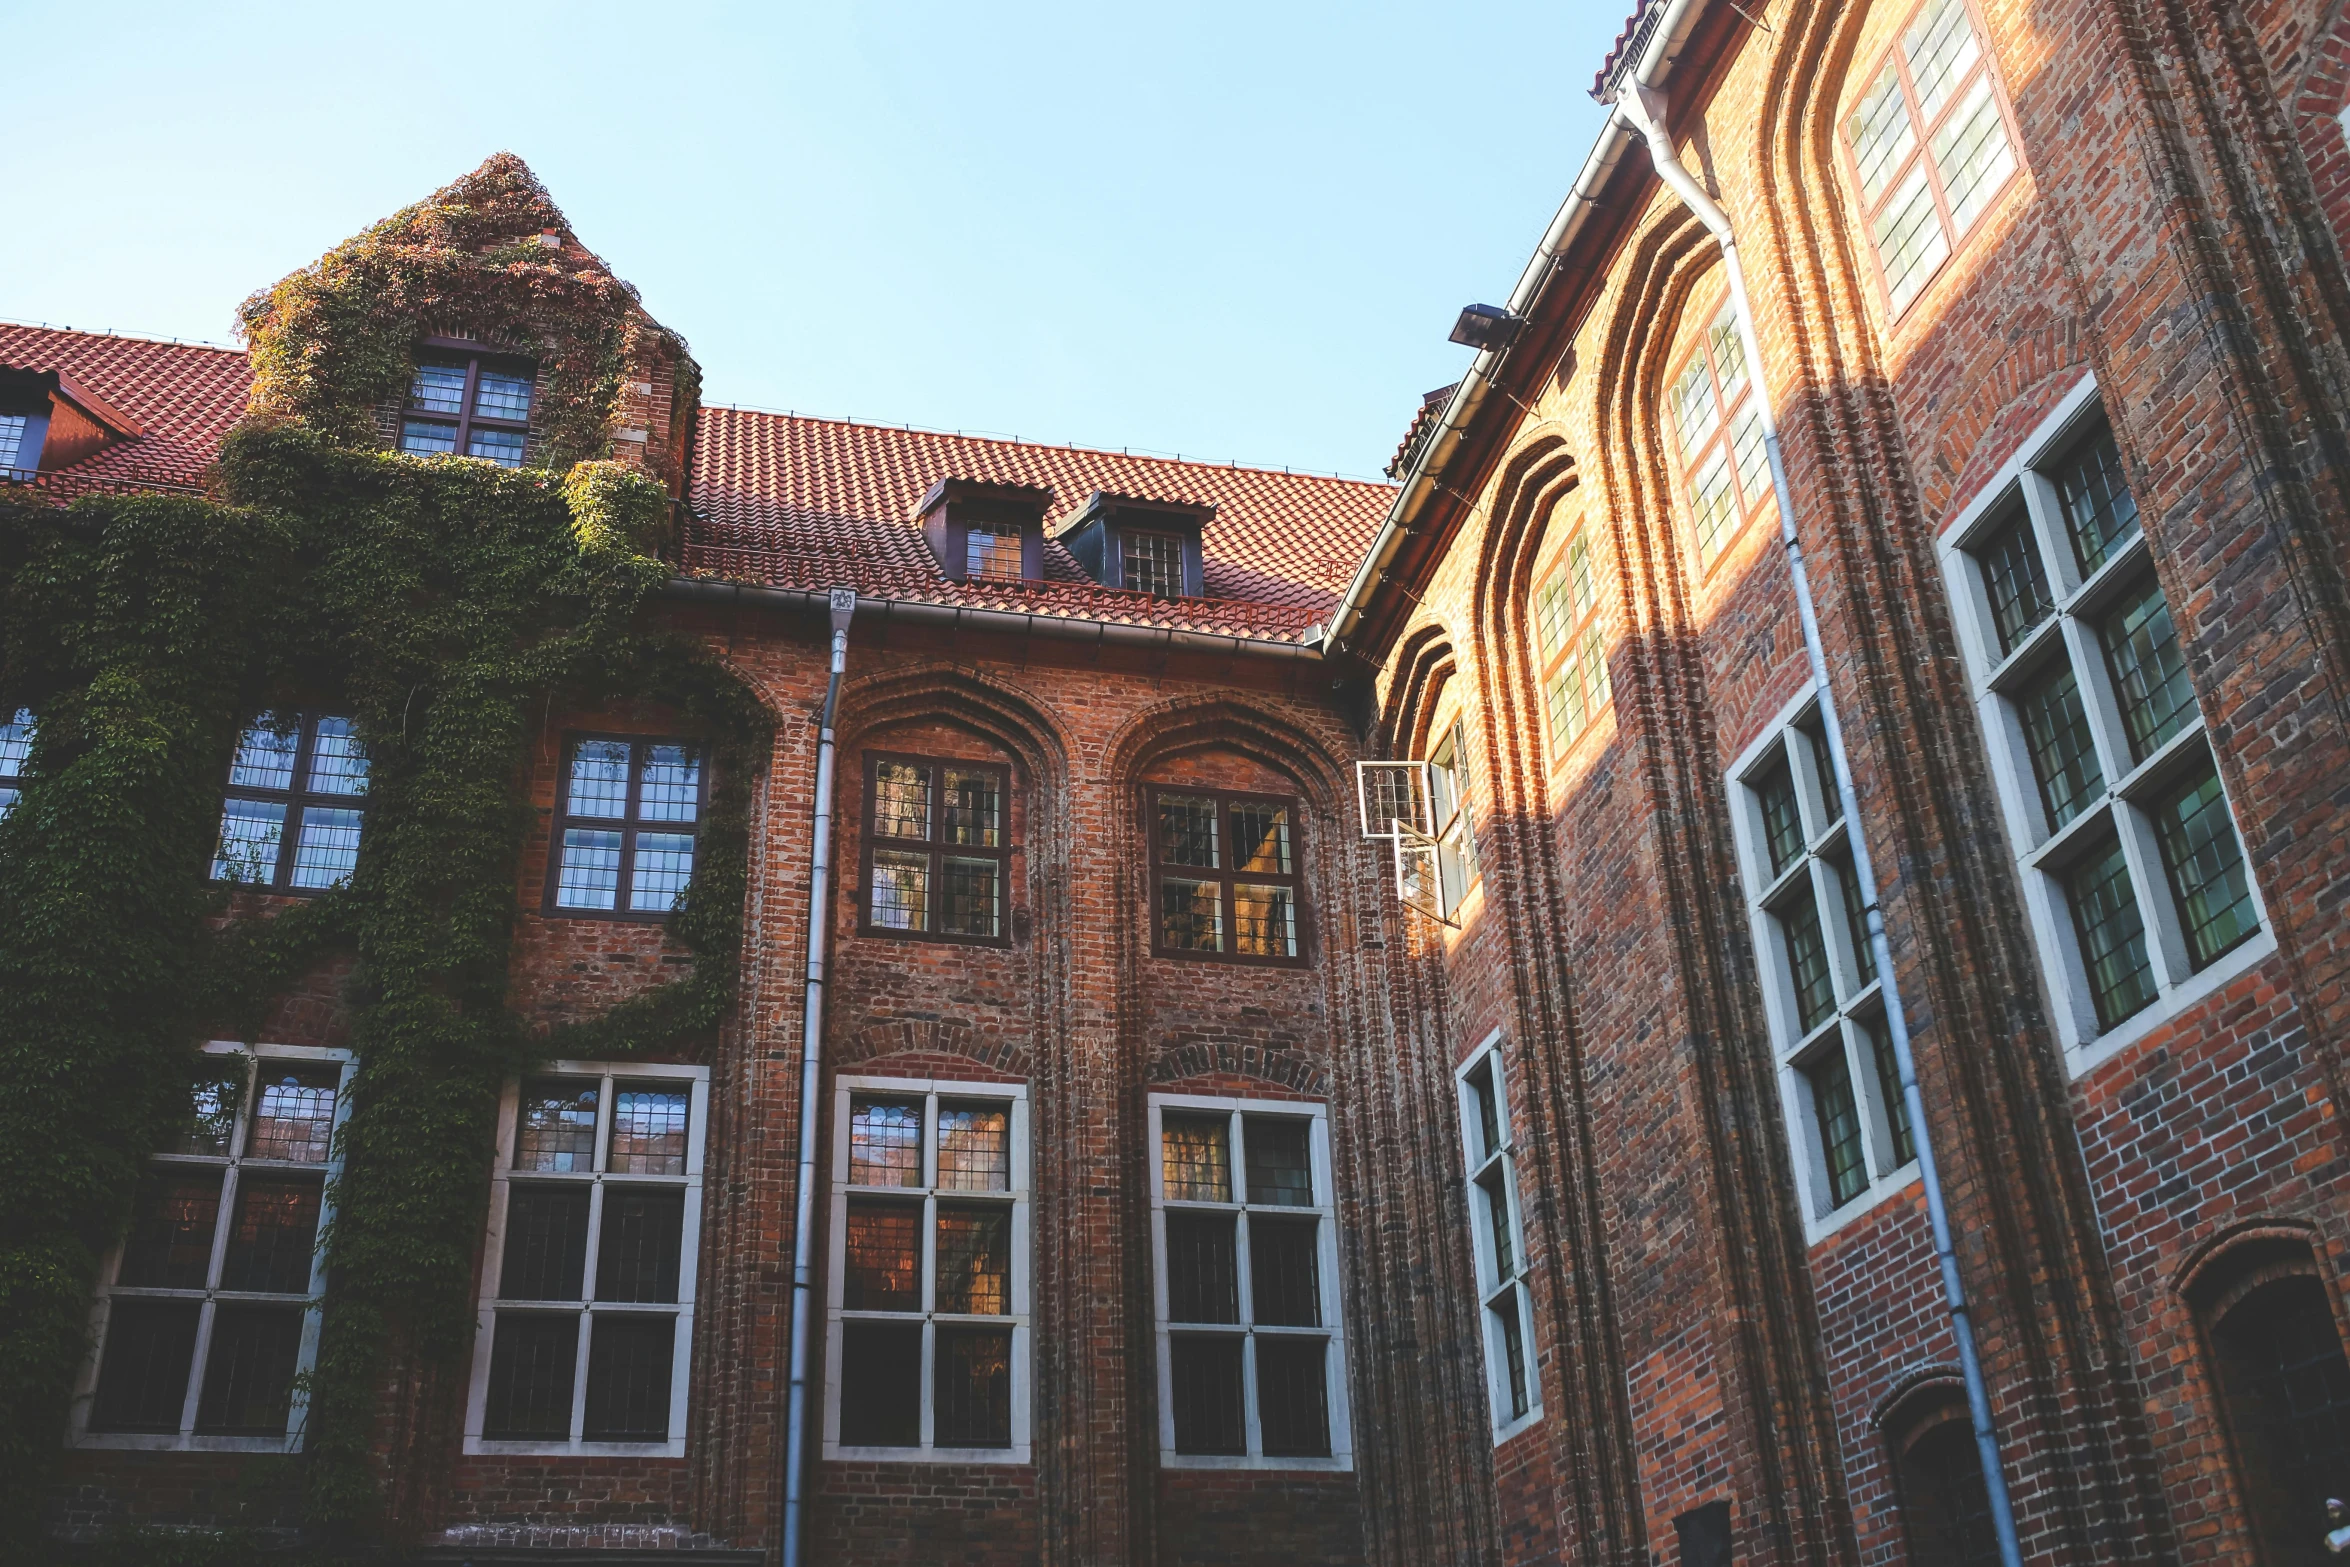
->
2016;663;2105;828
567;740;631;818
2155;765;2259;969
289;806;363;889
401;420;458;456
1863;1014;1916;1165
849;1099;923;1187
231;722;299;791
1782;891;1839;1035
1977;514;2052;656
1805;1050;1869;1208
1232;802;1292;874
468;428;526;467
943;767;1001;846
1158;794;1219;867
629;832;695;911
843;1201;922;1311
517;1079;600;1172
2065;837;2157;1028
1850;64;1916;200
305;717;368;796
214;800;285;883
1931;74;2014;234
2101;577;2194;762
474;370;533;422
941;856;1001;938
870;850;930;930
410;362;467;414
1233;884;1297;957
1161;1114;1232;1203
247;1071;336;1163
935;1205;1011;1315
1243;1118;1313;1207
558;828;623;910
873;762;930;840
1876;165;1951;313
638;746;701;822
937;1104;1010;1191
1904;0;1982;118
1164;1212;1240;1323
1757;759;1805;878
1690;448;1739;559
2054;427;2141;576
1672;357;1719;454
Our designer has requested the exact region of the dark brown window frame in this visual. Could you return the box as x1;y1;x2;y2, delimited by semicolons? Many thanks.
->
543;733;710;922
401;340;536;466
857;751;1016;949
212;712;368;896
1145;785;1310;968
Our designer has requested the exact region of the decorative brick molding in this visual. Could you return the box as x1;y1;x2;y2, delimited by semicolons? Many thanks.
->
1147;1035;1329;1099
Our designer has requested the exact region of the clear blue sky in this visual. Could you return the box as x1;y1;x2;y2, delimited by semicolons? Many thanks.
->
3;1;1622;480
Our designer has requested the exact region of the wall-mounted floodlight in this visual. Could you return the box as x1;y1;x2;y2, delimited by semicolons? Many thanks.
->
1448;304;1525;352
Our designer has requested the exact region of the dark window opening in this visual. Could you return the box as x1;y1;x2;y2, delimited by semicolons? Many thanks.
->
194;1306;303;1435
2209;1269;2350;1561
91;1301;200;1433
1888;1389;1999;1567
1170;1335;1246;1455
583;1315;675;1441
1255;1337;1332;1457
935;1326;1014;1447
596;1188;685;1304
500;1186;592;1302
484;1314;580;1440
840;1320;922;1447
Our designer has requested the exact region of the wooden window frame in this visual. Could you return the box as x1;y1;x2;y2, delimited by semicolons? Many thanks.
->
1839;0;2025;322
212;712;369;895
1148;1093;1352;1471
857;751;1015;949
545;734;710;922
1532;529;1612;759
1145;784;1310;968
823;1075;1032;1463
1667;301;1772;568
70;1041;354;1453
400;342;536;466
461;1061;709;1458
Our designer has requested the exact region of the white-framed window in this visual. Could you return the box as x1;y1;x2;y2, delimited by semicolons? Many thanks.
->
1940;376;2270;1076
824;1076;1031;1462
1729;698;1920;1236
1148;1093;1351;1471
462;1061;709;1457
1456;1035;1540;1441
71;1041;353;1451
1428;717;1482;918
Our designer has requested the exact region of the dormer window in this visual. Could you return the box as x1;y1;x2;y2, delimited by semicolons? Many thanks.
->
916;479;1052;584
0;366;141;481
1058;493;1211;600
400;346;534;468
0;414;32;480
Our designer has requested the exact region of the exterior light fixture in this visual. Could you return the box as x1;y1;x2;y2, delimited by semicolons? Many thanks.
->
1448;304;1525;352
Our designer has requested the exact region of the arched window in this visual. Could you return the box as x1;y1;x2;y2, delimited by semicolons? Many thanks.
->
1883;1380;1998;1566
2192;1236;2350;1560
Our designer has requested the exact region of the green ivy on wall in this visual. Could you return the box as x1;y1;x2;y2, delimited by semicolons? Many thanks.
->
0;156;762;1557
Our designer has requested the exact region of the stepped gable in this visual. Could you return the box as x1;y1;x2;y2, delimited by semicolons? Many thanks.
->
687;407;1393;642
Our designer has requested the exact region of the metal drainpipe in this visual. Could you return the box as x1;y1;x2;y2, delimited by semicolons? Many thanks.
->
1616;84;2025;1567
782;586;857;1567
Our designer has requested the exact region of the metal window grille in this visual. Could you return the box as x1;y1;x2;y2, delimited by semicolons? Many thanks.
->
1735;708;1917;1223
81;1046;347;1447
862;754;1012;944
212;713;369;892
1153;1099;1345;1465
400;352;533;466
1149;787;1305;963
1951;404;2261;1055
1844;0;2016;317
551;737;705;917
471;1066;701;1451
829;1079;1027;1457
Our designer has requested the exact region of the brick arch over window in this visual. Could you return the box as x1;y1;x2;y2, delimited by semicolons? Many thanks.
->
1911;329;2088;523
835;1019;1033;1081
1876;1372;2000;1566
1379;626;1458;766
834;662;1075;807
2180;1224;2350;1561
1146;1034;1328;1099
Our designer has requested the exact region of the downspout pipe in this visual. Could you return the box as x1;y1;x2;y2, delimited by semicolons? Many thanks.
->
1616;83;2025;1567
782;587;858;1567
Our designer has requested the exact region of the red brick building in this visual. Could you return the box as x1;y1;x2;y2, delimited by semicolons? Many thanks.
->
13;0;2350;1553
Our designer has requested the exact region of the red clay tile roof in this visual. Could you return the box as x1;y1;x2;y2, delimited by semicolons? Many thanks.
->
686;408;1394;642
0;324;252;499
0;326;1396;643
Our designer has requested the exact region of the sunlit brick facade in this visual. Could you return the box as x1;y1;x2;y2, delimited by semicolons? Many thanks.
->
17;0;2350;1554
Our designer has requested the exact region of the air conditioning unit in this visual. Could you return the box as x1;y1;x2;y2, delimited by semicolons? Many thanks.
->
1356;761;1457;928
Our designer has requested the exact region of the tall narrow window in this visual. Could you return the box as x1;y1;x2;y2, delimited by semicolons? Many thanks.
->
826;1077;1029;1459
1533;529;1612;756
1149;785;1306;964
1884;1383;2001;1567
400;350;535;467
1458;1042;1539;1437
0;707;31;819
1667;304;1772;565
1733;704;1917;1226
1844;0;2020;315
465;1064;706;1454
549;736;705;917
76;1043;349;1449
1150;1096;1350;1468
1427;718;1482;917
861;753;1012;944
1944;396;2266;1067
212;713;369;892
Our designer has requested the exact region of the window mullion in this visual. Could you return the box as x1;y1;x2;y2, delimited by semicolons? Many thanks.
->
456;358;481;454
